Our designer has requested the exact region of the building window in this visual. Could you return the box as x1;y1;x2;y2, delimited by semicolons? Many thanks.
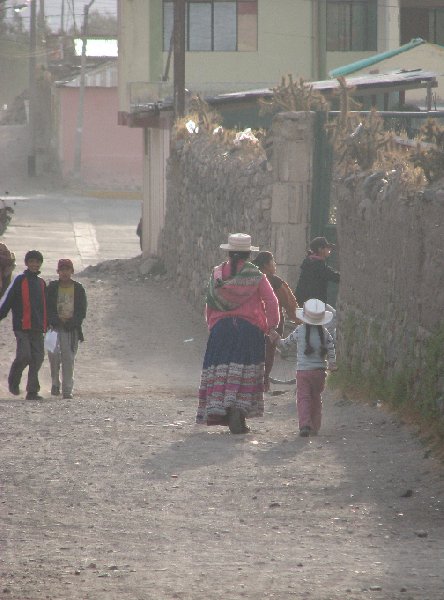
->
401;8;444;46
326;0;377;51
163;0;258;52
430;9;444;44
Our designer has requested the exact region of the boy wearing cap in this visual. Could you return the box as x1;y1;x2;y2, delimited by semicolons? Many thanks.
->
0;250;47;400
46;259;87;399
295;237;340;306
295;237;340;342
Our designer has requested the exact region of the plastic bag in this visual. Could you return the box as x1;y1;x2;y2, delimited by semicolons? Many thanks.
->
234;128;259;146
44;329;58;353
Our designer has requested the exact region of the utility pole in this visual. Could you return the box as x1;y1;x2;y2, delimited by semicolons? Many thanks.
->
317;0;327;80
73;0;95;178
28;0;37;176
38;0;47;66
173;0;186;118
60;0;64;33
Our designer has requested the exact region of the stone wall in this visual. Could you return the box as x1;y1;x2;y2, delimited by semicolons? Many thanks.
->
336;172;444;416
159;111;316;311
159;109;444;418
159;135;273;309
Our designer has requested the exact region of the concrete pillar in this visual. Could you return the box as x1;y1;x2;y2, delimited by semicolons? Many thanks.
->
142;124;171;257
378;0;400;52
271;111;316;289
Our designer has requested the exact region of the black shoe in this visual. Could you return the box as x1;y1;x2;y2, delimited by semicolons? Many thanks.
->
299;426;311;437
51;385;60;396
26;393;44;401
63;393;73;399
8;383;20;396
228;408;243;434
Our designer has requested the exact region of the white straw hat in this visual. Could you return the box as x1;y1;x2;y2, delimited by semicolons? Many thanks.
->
220;233;259;252
296;298;333;326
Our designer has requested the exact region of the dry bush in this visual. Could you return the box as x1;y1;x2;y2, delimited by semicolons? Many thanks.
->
327;78;401;175
173;95;222;142
259;74;329;115
411;119;444;183
328;107;395;174
172;95;265;160
374;156;427;191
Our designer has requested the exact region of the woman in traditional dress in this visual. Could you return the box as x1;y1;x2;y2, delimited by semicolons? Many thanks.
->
196;233;279;434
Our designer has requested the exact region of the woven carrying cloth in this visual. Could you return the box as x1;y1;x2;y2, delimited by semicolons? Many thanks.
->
206;261;263;312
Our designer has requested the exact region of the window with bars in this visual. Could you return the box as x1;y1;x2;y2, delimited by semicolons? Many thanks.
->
326;0;377;51
163;0;258;52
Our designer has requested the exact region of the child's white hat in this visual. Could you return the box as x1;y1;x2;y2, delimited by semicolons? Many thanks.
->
296;298;333;326
220;233;259;252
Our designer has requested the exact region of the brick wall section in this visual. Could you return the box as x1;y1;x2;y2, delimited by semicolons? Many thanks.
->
336;172;444;410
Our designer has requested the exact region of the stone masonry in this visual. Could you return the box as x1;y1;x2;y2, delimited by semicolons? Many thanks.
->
159;134;273;310
336;171;444;413
159;109;443;417
159;112;315;311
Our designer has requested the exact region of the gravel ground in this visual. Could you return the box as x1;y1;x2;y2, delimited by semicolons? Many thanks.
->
0;260;443;600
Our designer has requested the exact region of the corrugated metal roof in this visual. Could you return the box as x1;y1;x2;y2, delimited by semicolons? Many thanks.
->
57;60;117;88
329;38;426;78
207;69;437;105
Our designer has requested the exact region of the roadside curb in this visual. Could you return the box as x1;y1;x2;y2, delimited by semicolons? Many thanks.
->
80;190;142;200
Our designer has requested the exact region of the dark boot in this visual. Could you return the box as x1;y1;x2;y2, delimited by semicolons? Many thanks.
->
228;408;243;434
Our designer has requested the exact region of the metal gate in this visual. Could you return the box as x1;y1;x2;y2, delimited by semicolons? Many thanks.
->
310;109;444;308
310;111;338;307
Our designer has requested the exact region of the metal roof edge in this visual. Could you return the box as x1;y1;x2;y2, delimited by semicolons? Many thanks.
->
329;38;426;78
55;59;117;87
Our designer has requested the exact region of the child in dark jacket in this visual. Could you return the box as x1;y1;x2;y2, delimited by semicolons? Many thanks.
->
295;237;339;342
46;259;87;399
295;237;340;305
0;250;47;400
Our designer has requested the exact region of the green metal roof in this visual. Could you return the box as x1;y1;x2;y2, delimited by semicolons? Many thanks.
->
329;38;426;78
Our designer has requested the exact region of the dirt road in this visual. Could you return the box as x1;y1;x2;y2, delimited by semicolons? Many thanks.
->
1;258;443;600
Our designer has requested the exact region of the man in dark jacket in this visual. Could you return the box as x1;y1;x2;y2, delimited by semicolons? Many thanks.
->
0;250;47;400
46;259;87;399
295;237;340;305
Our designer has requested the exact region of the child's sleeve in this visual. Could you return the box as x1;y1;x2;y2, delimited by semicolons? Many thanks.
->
277;327;298;352
0;276;16;319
